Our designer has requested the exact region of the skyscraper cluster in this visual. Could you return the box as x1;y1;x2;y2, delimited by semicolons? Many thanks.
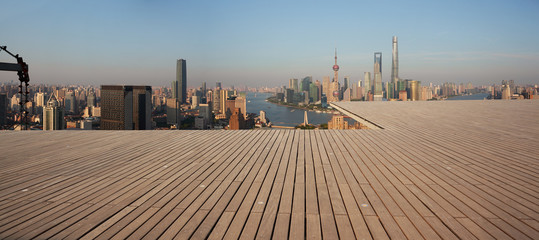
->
278;36;438;104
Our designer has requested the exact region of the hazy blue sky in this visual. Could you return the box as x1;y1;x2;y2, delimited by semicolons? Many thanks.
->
1;0;538;88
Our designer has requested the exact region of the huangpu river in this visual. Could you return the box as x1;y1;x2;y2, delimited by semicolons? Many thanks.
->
246;92;333;127
447;93;490;100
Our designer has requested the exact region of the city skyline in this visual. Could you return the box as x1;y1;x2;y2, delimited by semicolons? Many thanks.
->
1;0;539;87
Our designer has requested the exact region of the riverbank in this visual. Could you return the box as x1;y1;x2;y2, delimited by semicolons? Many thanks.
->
265;97;336;114
446;92;489;100
246;92;333;127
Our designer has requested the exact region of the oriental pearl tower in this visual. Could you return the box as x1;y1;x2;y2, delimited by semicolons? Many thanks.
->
330;48;340;101
332;48;339;83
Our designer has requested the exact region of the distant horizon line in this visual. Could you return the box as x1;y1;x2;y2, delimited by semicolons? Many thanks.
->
1;80;537;90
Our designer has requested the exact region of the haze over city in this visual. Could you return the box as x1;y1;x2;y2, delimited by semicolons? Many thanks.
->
1;0;538;87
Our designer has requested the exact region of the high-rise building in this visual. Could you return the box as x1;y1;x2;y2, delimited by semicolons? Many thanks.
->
502;84;511;100
35;92;47;107
196;103;211;129
420;86;430;101
65;91;76;114
322;76;330;99
374;52;382;74
397;80;406;94
343;88;351;101
373;52;383;98
10;94;20;112
213;89;221;112
408;80;420;101
0;94;7;127
191;95;199;109
199;103;211;120
364;72;371;94
235;96;247;119
206;90;213;105
343;76;350;91
101;85;152;130
509;80;515;94
284;88;294;103
43;94;64;130
315;80;322;101
391;36;399;89
166;98;180;125
321;95;327;108
309;83;319;102
387;82;395;99
216;82;222;89
289;78;299;92
202;82;206;95
87;91;96;107
228;108;245;130
300;76;312;92
55;89;66;100
225;99;236;119
220;90;229;114
172;59;187;104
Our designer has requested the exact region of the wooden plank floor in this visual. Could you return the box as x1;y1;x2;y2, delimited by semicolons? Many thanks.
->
1;100;538;239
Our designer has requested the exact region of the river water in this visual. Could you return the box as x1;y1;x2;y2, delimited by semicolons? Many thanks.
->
447;93;490;100
246;92;333;127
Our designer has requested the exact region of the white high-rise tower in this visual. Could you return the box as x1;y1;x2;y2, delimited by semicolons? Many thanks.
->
391;36;399;84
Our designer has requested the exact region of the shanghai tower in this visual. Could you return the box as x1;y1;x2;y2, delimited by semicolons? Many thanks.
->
391;36;399;98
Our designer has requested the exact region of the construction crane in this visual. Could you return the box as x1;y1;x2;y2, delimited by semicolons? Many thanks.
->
0;45;30;130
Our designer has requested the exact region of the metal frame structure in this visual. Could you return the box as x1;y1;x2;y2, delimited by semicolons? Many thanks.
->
0;45;30;130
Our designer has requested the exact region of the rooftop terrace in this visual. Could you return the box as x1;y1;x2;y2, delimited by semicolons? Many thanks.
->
0;100;538;239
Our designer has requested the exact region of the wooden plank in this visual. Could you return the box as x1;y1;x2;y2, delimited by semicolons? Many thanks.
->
223;131;286;239
359;184;407;239
255;131;294;239
394;216;425;240
189;131;276;239
207;211;236;240
306;214;322;240
456;218;495;240
364;216;389;240
78;206;137;240
109;207;160;240
151;131;267;239
405;185;477;239
203;131;280;240
289;183;305;239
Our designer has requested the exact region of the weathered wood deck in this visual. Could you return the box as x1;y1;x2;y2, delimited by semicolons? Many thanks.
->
0;100;538;239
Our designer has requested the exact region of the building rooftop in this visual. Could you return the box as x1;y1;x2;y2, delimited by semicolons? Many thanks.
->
1;100;538;239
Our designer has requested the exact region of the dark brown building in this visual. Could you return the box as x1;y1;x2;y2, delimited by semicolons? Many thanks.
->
101;85;151;130
228;108;245;130
225;99;236;120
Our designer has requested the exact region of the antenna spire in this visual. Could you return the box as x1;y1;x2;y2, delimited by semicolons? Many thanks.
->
334;48;337;64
